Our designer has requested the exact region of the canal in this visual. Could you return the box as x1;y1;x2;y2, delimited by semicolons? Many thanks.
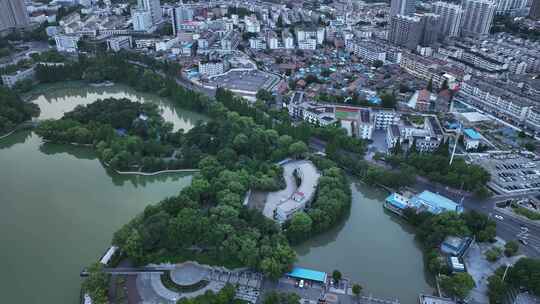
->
0;83;203;304
295;182;433;304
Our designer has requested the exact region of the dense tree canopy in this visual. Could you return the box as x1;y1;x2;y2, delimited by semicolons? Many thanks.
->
0;87;39;134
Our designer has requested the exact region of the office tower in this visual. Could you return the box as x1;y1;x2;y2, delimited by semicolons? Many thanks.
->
0;0;29;32
138;0;161;24
172;5;194;35
390;0;416;17
421;13;442;45
460;0;496;37
432;1;463;37
389;14;423;50
530;0;540;19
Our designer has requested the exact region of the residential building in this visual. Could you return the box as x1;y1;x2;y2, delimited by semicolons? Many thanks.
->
432;1;463;38
421;13;442;46
531;0;540;19
457;78;539;134
132;9;153;32
347;39;387;63
389;14;423;50
172;5;194;36
357;109;373;139
495;0;528;15
249;37;266;50
245;15;261;33
390;0;416;17
298;38;317;50
138;0;161;24
282;31;294;49
460;0;496;37
0;0;29;33
198;60;227;77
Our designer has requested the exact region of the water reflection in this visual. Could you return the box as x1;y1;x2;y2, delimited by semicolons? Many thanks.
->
0;130;32;150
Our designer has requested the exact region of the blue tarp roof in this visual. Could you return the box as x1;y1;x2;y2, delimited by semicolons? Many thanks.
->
287;267;327;283
463;128;481;140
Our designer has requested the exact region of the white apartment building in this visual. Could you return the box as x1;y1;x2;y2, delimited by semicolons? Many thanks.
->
199;61;226;77
432;1;463;37
298;38;317;50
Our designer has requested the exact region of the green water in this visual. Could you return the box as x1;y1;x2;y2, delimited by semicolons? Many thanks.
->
1;84;430;304
0;84;201;304
295;183;433;304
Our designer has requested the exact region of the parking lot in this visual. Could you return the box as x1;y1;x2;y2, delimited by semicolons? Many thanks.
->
470;153;540;194
207;70;280;94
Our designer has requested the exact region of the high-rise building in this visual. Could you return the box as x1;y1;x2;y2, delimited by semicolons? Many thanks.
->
390;0;416;17
138;0;161;24
495;0;528;15
432;1;463;37
460;0;496;37
530;0;540;19
0;0;29;33
172;5;194;35
421;13;442;45
132;9;153;32
389;14;423;50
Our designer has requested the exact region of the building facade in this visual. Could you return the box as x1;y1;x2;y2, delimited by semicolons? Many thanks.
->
390;0;416;17
460;0;496;37
432;1;463;38
0;0;29;33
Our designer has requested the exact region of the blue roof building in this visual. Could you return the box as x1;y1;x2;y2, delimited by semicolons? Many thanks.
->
410;191;463;214
385;191;463;215
463;128;481;140
287;267;327;283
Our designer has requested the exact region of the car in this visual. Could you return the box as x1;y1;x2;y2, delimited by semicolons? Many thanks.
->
494;215;504;220
299;280;304;288
519;239;528;246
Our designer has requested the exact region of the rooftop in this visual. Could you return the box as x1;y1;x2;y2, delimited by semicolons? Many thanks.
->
410;190;462;214
287;267;327;283
463;128;481;140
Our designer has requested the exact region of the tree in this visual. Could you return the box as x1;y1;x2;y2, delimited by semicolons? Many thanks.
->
440;273;475;300
332;270;342;282
380;92;396;109
427;78;433;92
504;241;519;257
82;263;109;304
372;60;383;68
487;273;507;304
286;212;312;243
289;141;308;159
263;291;300;304
485;247;502;262
352;283;363;298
